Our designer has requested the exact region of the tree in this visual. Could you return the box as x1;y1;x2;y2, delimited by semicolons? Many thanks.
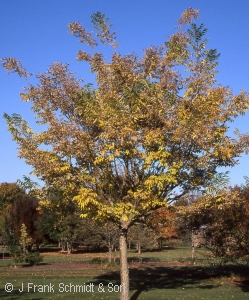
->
16;175;40;196
147;207;178;250
3;193;43;251
177;175;249;263
2;8;249;299
0;183;43;266
128;223;156;255
0;182;43;253
19;223;32;254
37;189;82;253
0;182;26;248
176;173;231;262
97;221;119;263
0;182;26;210
7;223;43;267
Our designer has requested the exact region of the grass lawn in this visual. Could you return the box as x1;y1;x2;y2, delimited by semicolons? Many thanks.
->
0;247;248;299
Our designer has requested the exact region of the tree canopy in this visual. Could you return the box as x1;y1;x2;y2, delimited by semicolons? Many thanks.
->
178;183;249;262
2;8;249;300
0;182;26;210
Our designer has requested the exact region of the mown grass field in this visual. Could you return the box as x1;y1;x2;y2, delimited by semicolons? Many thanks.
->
0;246;248;299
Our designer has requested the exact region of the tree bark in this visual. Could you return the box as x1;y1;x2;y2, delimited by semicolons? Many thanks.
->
191;229;195;264
120;228;129;300
137;241;141;255
61;240;66;251
108;233;112;263
192;245;195;263
67;241;72;254
158;238;163;251
109;245;112;263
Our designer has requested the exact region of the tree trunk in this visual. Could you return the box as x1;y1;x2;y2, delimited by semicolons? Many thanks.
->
108;233;112;263
158;238;163;251
192;245;195;263
191;229;195;264
67;241;72;254
109;245;112;263
137;241;141;255
119;228;129;300
61;240;66;251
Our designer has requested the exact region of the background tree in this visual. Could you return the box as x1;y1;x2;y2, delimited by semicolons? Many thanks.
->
97;221;120;263
2;8;249;300
8;222;43;266
128;223;156;255
3;193;42;251
0;182;26;210
147;206;178;250
0;181;43;265
0;182;43;251
38;189;82;253
178;176;249;263
175;190;205;253
19;223;32;254
16;175;40;197
176;173;231;261
0;182;26;249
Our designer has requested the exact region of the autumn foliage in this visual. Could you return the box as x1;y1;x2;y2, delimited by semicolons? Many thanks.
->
2;8;249;300
147;207;178;249
178;183;249;262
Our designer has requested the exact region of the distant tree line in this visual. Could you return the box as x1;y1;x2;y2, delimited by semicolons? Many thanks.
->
1;178;248;265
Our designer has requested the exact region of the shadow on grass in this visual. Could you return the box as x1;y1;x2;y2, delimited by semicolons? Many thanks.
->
0;288;43;300
0;253;11;259
128;247;176;255
20;262;51;268
139;247;176;253
127;256;161;263
39;247;61;253
97;256;168;264
93;264;249;299
233;278;249;293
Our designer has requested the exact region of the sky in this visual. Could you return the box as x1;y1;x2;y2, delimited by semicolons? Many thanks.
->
0;0;249;187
